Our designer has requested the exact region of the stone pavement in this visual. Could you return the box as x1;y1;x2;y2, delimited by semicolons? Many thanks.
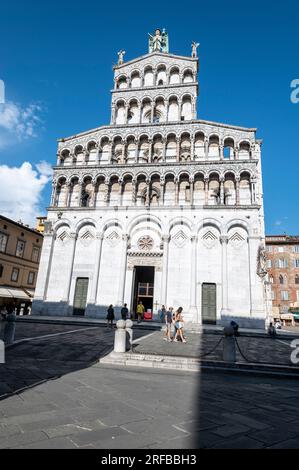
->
1;322;299;449
0;323;147;398
133;331;297;366
1;363;299;449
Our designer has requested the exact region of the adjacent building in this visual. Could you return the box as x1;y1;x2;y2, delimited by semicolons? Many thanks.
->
33;29;268;327
0;215;43;311
266;235;299;314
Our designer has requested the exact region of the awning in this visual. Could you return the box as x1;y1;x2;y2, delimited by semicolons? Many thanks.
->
23;288;35;298
0;287;31;300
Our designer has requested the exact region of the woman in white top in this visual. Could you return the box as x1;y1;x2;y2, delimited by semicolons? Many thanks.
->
173;307;186;343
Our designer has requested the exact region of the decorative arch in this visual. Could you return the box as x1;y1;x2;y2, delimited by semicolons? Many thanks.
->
127;213;164;235
75;218;97;234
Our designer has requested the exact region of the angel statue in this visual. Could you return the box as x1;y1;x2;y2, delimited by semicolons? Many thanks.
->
148;28;169;53
257;244;268;278
191;41;200;58
117;50;126;65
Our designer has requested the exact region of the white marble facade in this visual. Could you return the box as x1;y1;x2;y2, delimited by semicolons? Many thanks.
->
33;30;268;327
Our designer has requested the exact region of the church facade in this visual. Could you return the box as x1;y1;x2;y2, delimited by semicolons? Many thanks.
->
33;30;268;327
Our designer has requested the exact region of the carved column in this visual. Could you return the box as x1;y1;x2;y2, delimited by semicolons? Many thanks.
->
104;180;110;206
118;178;124;206
150;103;155;123
220;177;225;205
148;139;153;163
176;137;180;162
135;140;139;162
189;235;198;321
192;97;196;119
117;234;129;306
62;232;77;306
178;99;182;121
190;136;195;160
89;232;104;305
165;99;169;123
175;176;179;205
204;177;209;205
121;141;126;164
162;138;167;161
235;176;240;205
51;181;57;206
219;144;224;160
108;140;113;164
204;138;209;159
78;181;83;207
139;105;143;124
160;179;165;206
88;179;96;207
220;235;229;314
250;178;256;204
93;181;98;208
125;104;129;125
111;104;116;125
145;178;150;207
161;235;170;306
96;146;101;164
189;176;194;205
234;146;239;160
132;178;137;206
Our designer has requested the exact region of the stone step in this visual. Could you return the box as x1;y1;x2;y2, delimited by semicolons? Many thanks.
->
98;351;299;378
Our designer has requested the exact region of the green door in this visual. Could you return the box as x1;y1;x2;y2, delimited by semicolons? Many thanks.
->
73;278;89;316
202;283;216;324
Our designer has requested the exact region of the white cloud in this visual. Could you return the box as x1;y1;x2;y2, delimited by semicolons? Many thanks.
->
0;161;52;227
0;101;42;148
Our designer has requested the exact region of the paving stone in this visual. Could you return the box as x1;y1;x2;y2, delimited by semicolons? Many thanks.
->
222;413;270;430
211;424;251;438
212;436;265;449
0;430;49;449
1;322;299;449
267;438;299;449
16;437;78;449
43;421;106;438
250;427;297;445
68;426;130;446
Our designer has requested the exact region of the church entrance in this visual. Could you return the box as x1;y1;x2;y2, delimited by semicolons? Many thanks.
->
132;266;155;318
202;283;217;324
73;277;89;316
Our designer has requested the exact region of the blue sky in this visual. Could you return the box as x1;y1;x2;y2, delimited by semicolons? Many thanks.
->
0;0;298;233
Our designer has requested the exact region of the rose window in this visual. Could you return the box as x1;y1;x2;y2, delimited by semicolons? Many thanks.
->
138;236;154;251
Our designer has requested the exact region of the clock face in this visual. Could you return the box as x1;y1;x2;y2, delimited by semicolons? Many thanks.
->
138;236;154;251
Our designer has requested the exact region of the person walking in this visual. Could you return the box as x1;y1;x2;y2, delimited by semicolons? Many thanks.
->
121;303;129;321
163;307;173;342
136;301;145;323
173;307;186;343
159;305;166;323
268;322;277;338
106;304;115;328
3;308;16;345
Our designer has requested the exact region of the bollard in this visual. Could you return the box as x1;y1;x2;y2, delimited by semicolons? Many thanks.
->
125;319;133;351
114;319;127;353
222;325;236;363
